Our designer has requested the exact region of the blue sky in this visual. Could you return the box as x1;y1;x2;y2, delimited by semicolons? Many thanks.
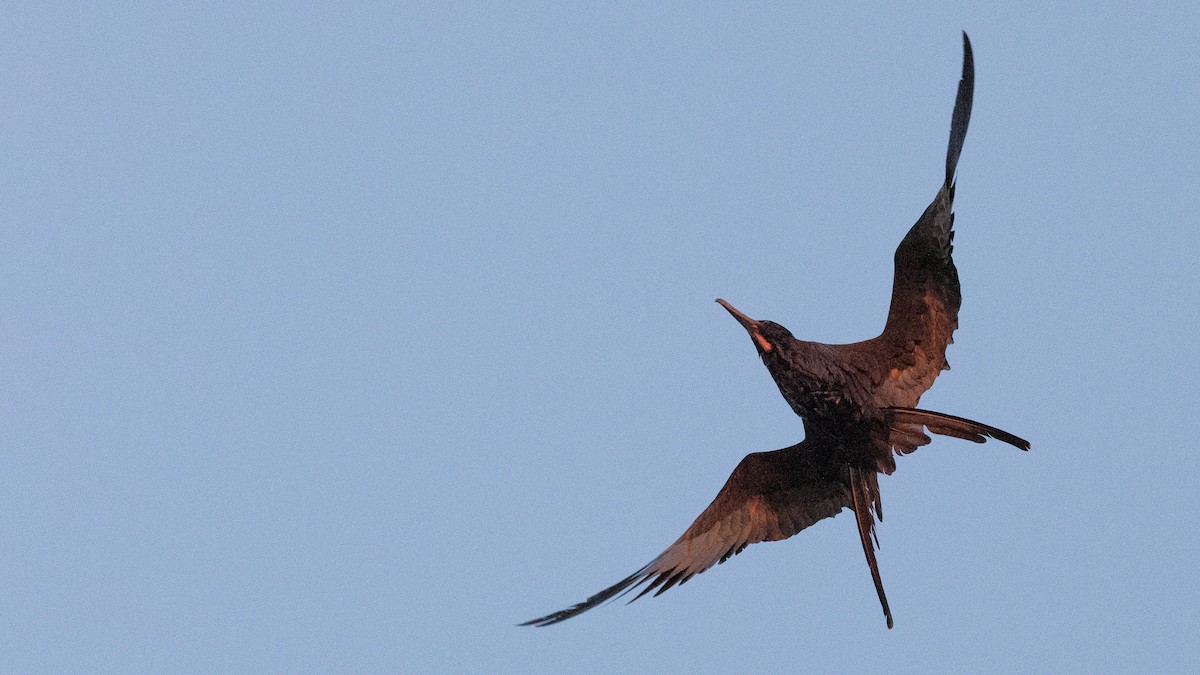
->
4;3;1199;672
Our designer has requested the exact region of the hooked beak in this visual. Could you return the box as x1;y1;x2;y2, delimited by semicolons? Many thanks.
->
716;298;773;352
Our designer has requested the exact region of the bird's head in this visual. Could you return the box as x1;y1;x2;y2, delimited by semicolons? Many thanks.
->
716;299;796;355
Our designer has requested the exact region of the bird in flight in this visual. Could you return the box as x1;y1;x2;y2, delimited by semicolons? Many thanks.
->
523;32;1027;629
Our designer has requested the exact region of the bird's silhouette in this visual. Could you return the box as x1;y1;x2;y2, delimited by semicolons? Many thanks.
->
523;32;1027;630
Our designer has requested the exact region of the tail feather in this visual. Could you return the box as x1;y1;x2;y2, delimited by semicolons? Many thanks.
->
888;406;1030;451
945;32;974;187
848;466;893;629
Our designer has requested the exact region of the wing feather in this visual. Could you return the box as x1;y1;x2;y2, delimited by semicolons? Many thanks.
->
521;441;850;626
873;34;974;407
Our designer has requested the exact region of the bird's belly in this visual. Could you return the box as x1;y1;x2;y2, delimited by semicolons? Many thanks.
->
779;382;865;424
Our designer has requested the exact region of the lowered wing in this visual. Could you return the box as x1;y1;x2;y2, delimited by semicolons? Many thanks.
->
522;440;850;626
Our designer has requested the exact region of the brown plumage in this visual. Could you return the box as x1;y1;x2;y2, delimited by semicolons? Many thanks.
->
522;439;851;627
714;32;974;444
522;410;1025;628
523;32;1028;630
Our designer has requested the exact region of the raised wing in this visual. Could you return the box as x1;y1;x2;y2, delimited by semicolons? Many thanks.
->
521;441;850;626
874;33;974;407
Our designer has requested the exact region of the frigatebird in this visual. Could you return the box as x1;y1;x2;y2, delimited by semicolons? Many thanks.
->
523;32;1027;629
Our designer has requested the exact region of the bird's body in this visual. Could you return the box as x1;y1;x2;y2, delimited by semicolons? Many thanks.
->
715;32;974;479
523;33;1027;630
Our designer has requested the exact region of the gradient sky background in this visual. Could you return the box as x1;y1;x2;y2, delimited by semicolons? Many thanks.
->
4;3;1199;673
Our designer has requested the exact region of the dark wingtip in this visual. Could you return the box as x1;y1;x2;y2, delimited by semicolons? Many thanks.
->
945;31;975;187
519;568;649;627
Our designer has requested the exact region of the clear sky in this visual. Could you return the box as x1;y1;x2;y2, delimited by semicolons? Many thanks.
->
4;3;1198;673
